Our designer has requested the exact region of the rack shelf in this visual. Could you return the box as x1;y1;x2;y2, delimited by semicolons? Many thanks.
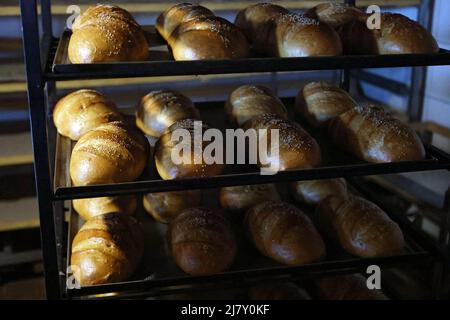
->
53;100;450;200
48;29;450;80
64;178;438;299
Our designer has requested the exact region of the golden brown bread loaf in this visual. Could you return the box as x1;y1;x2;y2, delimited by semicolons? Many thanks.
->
235;3;289;54
68;5;149;63
70;121;149;186
291;178;348;206
135;90;200;138
305;2;364;29
243;114;322;171
73;196;137;221
156;3;215;40
340;13;439;54
235;3;342;57
154;119;224;180
328;104;425;163
143;190;202;223
316;195;405;257
295;82;357;127
249;282;311;300
225;85;288;126
271;13;343;57
316;274;387;300
71;213;144;286
168;207;236;275
245;201;326;265
53;89;123;140
219;184;280;212
168;16;250;60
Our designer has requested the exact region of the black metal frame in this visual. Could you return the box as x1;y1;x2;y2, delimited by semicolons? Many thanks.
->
20;0;450;299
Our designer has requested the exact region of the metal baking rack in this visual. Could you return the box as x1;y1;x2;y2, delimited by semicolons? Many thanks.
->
20;0;450;299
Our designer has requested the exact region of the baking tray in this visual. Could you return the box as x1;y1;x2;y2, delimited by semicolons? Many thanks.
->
64;178;434;299
48;27;450;80
53;99;450;200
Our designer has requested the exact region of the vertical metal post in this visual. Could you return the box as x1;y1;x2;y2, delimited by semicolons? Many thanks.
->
440;187;450;247
408;0;435;122
340;0;356;91
20;0;60;299
40;0;53;38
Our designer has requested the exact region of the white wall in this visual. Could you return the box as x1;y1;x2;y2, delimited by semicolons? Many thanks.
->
423;0;450;130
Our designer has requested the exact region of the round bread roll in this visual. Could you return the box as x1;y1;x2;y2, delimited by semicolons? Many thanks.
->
53;89;123;140
68;5;149;63
219;184;280;212
235;3;289;54
329;104;425;163
340;13;439;54
168;207;236;275
143;189;202;223
71;213;144;286
316;195;405;257
156;3;215;40
245;201;326;265
305;2;364;29
243;114;321;172
225;85;288;126
70;121;149;186
168;16;250;60
295;81;357;127
73;196;137;221
249;282;311;300
154;119;224;180
316;274;387;300
291;178;348;206
271;13;343;57
135;90;200;138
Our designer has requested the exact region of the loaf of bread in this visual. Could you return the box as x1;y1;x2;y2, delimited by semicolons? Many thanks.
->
143;189;202;223
316;274;387;300
295;82;357;127
291;178;347;206
316;195;405;257
305;2;364;29
168;207;236;275
136;90;200;138
225;85;288;126
156;3;215;40
154;119;224;180
235;3;342;57
329;104;425;163
243;114;321;171
245;201;326;265
235;3;289;54
73;196;137;221
219;184;280;212
340;13;439;54
167;15;250;60
70;121;149;186
70;213;144;285
271;13;343;57
249;282;311;300
53;89;123;140
68;5;149;63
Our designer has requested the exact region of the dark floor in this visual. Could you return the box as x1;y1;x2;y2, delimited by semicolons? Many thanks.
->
0;277;45;299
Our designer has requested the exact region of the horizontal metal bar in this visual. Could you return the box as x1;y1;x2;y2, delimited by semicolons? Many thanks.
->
351;70;410;95
48;53;450;80
48;29;450;80
66;252;431;298
53;143;450;200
